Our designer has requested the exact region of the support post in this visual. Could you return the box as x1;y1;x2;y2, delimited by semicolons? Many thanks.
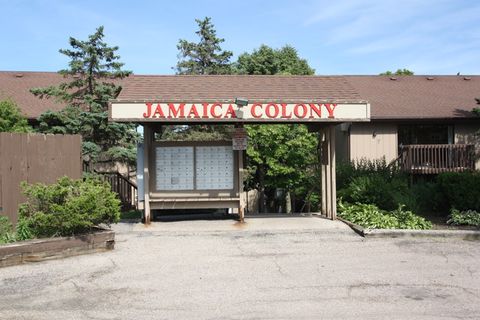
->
143;124;152;224
237;125;246;223
329;125;337;219
320;125;337;220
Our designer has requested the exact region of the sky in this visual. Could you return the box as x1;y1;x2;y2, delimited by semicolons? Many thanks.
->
1;0;479;75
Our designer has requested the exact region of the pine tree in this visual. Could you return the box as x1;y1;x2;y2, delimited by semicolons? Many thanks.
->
175;17;233;75
31;26;138;166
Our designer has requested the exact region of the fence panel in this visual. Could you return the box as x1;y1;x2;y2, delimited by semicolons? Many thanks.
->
0;133;82;224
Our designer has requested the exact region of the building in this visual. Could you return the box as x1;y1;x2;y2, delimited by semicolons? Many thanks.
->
1;71;479;174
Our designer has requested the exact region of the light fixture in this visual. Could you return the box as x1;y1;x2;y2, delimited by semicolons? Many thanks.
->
235;98;249;107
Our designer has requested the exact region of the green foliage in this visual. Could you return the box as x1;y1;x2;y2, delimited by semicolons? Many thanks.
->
175;17;233;75
159;125;234;141
380;68;414;75
338;202;432;230
234;45;315;75
0;216;16;244
246;124;319;211
15;218;33;241
472;107;480;116
120;210;142;220
339;174;410;211
18;176;120;238
336;158;398;190
337;158;410;211
437;172;480;211
0;99;32;133
447;209;480;227
31;26;138;165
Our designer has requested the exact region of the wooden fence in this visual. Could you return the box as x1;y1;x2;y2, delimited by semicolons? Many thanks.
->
0;133;82;224
399;144;475;174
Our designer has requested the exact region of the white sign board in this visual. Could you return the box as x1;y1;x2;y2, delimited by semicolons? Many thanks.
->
110;102;370;122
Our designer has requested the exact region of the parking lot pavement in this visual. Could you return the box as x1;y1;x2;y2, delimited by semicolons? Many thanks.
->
1;217;479;320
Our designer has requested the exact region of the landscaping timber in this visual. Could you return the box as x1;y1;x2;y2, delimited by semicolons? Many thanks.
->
0;229;115;268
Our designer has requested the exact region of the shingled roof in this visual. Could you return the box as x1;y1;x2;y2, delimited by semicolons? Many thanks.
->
115;75;363;103
347;75;480;119
0;71;66;119
1;71;479;120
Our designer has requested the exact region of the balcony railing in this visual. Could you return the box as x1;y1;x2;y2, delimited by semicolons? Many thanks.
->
399;144;475;174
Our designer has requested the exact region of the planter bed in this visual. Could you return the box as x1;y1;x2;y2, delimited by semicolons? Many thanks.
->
0;229;115;268
337;217;480;240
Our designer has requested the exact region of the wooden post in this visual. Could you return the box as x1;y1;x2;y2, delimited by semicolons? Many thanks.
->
329;125;337;219
237;125;246;223
321;129;327;217
320;125;337;220
143;125;152;224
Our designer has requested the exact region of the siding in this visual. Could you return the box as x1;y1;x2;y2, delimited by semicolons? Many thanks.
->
349;123;398;163
455;123;480;169
335;124;350;162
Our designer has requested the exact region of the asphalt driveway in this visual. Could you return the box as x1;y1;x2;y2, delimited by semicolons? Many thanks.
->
1;217;479;319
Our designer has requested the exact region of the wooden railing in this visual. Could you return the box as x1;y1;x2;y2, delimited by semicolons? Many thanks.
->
399;144;475;174
83;162;138;210
98;172;138;211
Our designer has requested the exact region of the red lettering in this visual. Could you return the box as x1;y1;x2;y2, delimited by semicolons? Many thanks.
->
309;104;322;118
324;103;337;118
265;103;279;118
143;102;153;118
152;104;165;118
293;104;308;118
167;103;185;118
202;103;209;118
187;104;200;118
224;104;237;118
280;103;292;118
210;103;222;118
251;103;263;118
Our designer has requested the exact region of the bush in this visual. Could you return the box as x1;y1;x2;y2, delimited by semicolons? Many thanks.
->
337;158;398;190
447;209;480;227
0;216;16;244
437;172;480;211
339;174;410;211
18;176;120;238
338;202;432;230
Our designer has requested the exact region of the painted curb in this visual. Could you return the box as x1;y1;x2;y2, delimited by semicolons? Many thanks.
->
337;217;480;240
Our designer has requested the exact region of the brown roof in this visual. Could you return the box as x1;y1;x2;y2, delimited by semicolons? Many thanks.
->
1;71;479;120
347;75;480;119
115;75;362;103
0;71;66;119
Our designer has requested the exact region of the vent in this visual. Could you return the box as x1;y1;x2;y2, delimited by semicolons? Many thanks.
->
389;77;397;81
426;76;434;80
464;76;471;81
15;73;23;78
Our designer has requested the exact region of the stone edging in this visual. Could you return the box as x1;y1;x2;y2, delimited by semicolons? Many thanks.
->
337;217;480;240
0;229;115;268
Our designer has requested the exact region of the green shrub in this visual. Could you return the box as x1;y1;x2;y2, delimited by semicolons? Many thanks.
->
408;180;445;214
447;209;480;227
339;174;410;211
338;202;432;230
0;216;16;244
337;158;398;190
390;205;433;229
437;172;480;211
18;176;121;238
